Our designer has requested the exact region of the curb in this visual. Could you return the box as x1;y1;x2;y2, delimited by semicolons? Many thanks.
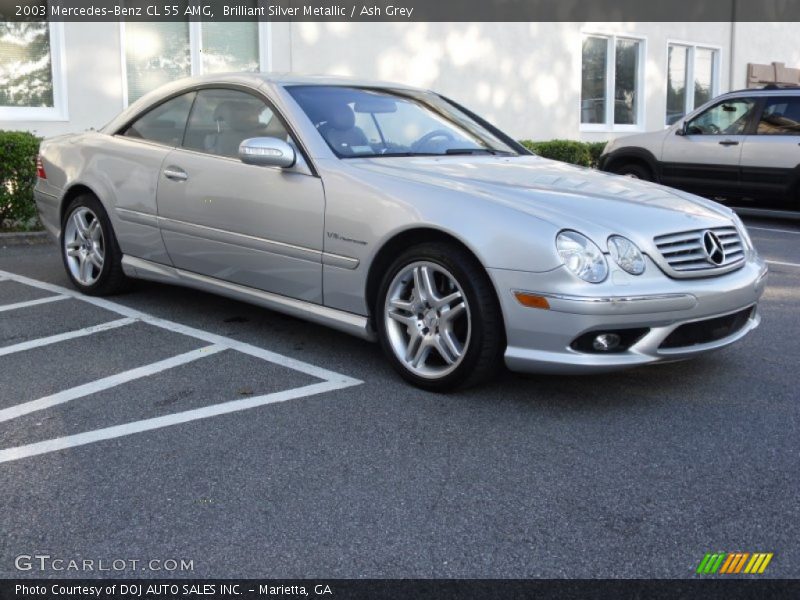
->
0;231;52;246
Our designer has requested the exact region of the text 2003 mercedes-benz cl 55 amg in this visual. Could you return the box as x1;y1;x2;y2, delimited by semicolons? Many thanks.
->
35;74;768;390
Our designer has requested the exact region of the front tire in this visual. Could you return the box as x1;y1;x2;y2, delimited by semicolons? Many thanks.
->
61;194;129;296
376;242;504;391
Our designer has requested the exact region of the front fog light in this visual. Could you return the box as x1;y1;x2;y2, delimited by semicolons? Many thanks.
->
608;235;646;275
556;231;608;283
593;333;621;352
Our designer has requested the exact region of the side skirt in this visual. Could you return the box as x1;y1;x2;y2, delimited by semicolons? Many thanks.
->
121;256;377;342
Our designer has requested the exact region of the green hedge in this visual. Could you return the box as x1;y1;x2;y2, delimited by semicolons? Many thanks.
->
0;130;41;229
520;139;607;169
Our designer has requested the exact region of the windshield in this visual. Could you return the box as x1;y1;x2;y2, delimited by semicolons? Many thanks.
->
286;85;517;158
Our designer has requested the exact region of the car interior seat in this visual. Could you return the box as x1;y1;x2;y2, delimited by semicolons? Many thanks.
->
205;101;271;157
320;104;370;155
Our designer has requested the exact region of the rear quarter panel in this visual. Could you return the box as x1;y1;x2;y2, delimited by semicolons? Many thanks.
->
37;132;173;264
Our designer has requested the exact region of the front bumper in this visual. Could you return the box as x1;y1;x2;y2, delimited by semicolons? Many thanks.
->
490;255;767;374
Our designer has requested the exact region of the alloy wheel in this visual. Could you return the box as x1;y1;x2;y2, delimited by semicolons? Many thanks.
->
63;207;105;286
383;261;471;379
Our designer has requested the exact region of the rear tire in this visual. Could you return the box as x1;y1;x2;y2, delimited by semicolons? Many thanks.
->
376;242;504;391
614;162;653;181
61;194;129;296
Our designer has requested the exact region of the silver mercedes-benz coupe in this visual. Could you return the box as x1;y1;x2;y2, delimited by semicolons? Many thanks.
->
34;74;768;390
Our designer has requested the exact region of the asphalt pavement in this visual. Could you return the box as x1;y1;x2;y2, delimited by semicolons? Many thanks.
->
0;217;798;578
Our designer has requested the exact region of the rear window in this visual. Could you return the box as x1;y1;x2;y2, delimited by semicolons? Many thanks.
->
121;92;196;146
757;97;800;135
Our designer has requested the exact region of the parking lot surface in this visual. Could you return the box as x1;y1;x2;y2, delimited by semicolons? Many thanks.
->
0;217;798;578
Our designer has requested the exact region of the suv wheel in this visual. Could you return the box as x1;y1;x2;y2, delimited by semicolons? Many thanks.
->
615;162;652;181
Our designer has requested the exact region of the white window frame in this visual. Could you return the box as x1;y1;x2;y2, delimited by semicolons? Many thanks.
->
579;31;646;133
665;40;721;124
120;21;272;108
0;21;68;121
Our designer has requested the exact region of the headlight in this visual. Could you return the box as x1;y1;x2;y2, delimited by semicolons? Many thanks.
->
730;211;754;252
556;231;608;283
608;235;646;275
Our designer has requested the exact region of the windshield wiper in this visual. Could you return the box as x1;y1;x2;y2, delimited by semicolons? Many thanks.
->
445;148;498;155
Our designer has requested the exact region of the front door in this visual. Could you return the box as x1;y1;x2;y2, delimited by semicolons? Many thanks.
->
156;88;325;303
661;97;757;199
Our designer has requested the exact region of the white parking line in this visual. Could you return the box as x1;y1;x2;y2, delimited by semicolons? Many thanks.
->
766;259;800;269
748;226;800;235
0;380;346;464
0;269;359;383
0;268;363;463
0;295;68;313
0;318;135;358
0;345;224;424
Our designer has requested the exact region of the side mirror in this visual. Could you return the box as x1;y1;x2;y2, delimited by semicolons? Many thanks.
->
238;137;296;168
675;123;687;136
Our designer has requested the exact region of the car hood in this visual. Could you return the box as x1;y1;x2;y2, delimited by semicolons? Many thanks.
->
350;155;734;240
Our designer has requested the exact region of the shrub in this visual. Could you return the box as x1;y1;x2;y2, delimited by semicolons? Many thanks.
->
0;130;41;228
586;141;608;168
519;139;608;169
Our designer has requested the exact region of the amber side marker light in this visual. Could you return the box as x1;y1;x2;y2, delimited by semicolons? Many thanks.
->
514;292;550;309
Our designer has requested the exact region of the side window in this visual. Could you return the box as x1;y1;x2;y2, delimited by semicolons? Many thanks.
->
686;98;756;135
182;89;290;158
121;92;196;146
757;97;800;135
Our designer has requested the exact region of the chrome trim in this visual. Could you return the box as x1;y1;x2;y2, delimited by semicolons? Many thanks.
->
117;210;360;270
121;255;376;341
322;252;360;269
116;207;158;227
514;290;698;315
157;216;322;263
653;226;745;278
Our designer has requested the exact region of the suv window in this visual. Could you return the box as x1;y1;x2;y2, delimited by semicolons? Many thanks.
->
182;89;290;158
121;92;196;146
686;98;756;135
757;97;800;135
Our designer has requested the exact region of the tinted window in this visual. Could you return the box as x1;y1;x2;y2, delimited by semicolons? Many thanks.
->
757;97;800;135
686;98;756;135
122;92;196;146
287;85;515;158
182;89;290;158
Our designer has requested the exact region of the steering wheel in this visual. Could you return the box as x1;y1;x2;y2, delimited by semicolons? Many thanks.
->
411;129;455;152
705;123;722;134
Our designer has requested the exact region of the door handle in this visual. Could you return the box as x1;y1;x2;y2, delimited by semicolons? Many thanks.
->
718;140;739;146
163;167;188;181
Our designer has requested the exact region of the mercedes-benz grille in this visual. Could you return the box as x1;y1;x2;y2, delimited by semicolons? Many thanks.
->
654;226;744;277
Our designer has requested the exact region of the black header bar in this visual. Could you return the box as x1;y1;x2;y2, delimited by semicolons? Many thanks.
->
2;0;800;22
3;579;800;600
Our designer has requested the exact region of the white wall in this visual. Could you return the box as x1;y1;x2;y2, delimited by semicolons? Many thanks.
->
281;21;734;142
3;21;797;142
730;22;800;89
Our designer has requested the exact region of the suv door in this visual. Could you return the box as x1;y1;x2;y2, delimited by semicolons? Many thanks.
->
156;88;325;303
660;97;758;198
738;95;800;210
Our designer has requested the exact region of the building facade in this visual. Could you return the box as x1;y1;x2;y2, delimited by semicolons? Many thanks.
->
1;21;799;141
